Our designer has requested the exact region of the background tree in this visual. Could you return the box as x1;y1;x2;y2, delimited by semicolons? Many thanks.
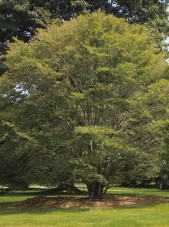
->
0;12;167;198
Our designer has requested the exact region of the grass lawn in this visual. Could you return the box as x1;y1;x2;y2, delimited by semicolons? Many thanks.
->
0;187;169;227
108;187;169;197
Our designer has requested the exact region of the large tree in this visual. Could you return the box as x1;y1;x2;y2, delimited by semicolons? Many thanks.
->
0;12;168;198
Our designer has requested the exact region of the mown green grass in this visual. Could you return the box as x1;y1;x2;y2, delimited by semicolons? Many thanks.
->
108;187;169;197
0;187;169;227
1;204;169;227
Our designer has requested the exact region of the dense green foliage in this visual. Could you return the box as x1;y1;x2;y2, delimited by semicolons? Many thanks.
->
0;0;168;44
112;0;169;37
0;12;168;198
0;0;168;76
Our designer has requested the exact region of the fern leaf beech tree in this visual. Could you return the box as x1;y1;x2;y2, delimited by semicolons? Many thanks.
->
0;12;167;198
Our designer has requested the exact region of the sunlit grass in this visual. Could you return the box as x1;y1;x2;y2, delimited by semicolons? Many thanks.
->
108;187;169;197
0;187;169;226
1;204;169;227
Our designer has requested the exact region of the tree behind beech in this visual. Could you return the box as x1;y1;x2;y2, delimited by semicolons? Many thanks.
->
1;12;167;198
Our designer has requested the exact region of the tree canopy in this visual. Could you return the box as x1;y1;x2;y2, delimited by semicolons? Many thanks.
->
0;12;168;198
0;0;168;76
0;0;169;45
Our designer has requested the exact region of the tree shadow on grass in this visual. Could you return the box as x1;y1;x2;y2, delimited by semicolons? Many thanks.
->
0;188;88;197
112;202;169;210
0;188;48;197
0;201;168;216
108;193;140;197
0;207;90;215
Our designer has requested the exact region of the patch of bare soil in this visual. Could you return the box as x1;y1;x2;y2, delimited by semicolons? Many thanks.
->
6;195;169;209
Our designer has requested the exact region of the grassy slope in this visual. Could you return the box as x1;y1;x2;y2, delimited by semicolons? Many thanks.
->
0;187;169;227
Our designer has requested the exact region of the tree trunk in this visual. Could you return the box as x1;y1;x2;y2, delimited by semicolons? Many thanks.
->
86;181;104;200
